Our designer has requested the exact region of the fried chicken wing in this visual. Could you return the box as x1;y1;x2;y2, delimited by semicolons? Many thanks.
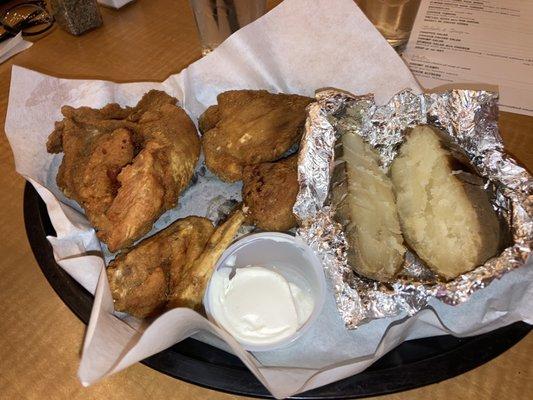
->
201;90;313;182
242;154;299;231
168;209;245;311
47;90;201;252
107;216;214;318
107;211;245;318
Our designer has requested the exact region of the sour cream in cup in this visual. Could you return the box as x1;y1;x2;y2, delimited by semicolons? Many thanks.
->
204;233;326;351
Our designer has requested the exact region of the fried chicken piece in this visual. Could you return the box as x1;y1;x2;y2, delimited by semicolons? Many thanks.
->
242;154;299;231
201;90;313;182
63;127;135;219
107;216;214;318
198;104;220;134
107;211;245;318
47;90;201;252
168;210;245;311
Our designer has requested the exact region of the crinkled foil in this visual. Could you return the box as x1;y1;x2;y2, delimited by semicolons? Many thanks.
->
294;89;532;328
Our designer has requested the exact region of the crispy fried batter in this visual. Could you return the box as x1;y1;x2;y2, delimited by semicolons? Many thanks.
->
242;155;299;231
198;105;220;134
107;216;214;318
168;210;245;311
47;90;201;252
107;211;245;317
201;90;313;182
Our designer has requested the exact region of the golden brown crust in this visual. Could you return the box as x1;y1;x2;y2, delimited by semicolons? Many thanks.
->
242;154;299;231
201;90;313;182
46;121;65;153
107;211;245;318
47;90;201;252
106;216;214;318
167;210;245;311
198;105;220;134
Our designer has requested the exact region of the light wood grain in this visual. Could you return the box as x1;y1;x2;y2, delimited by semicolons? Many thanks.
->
0;1;531;399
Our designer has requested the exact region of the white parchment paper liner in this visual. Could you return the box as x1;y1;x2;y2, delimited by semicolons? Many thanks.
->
5;0;532;398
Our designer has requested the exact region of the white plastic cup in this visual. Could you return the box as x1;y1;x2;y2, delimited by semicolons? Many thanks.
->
204;232;326;352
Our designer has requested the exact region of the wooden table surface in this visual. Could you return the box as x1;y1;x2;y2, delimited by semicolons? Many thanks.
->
0;1;531;399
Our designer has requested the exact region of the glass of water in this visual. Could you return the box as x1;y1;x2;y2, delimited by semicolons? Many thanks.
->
190;0;267;56
356;0;421;48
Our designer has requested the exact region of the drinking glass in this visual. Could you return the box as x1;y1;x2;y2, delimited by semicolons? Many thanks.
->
356;0;421;48
190;0;267;56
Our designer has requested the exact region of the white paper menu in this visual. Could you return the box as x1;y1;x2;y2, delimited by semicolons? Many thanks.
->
403;0;533;116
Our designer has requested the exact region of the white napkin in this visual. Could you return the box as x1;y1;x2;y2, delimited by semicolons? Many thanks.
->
0;32;32;64
4;0;531;398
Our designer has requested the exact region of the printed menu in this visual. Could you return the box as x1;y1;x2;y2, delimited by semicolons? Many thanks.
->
403;0;533;116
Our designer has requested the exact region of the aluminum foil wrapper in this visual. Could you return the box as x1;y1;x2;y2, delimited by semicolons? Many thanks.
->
294;89;532;328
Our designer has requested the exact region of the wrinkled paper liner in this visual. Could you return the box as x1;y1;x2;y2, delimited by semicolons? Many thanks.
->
295;89;532;328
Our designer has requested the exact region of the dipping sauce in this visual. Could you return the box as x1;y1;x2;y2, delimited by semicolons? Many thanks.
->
207;266;314;346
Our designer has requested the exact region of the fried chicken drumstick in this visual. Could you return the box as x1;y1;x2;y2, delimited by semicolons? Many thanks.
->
107;211;245;318
200;90;313;182
47;90;200;252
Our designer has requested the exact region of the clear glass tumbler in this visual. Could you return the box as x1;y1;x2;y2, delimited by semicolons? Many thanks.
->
355;0;421;48
190;0;267;56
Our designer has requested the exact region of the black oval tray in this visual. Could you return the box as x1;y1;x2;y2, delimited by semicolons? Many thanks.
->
23;183;531;399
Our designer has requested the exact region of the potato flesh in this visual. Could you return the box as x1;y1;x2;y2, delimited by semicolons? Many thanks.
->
339;132;405;281
390;125;499;280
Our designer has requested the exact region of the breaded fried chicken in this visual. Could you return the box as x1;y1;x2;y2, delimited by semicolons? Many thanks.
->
107;210;245;318
242;154;299;231
107;216;214;318
200;90;312;182
47;90;200;252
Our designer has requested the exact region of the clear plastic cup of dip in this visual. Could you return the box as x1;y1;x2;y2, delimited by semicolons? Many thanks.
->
203;232;326;352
